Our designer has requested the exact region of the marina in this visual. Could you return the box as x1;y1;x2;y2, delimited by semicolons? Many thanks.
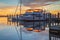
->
0;9;60;40
0;0;60;40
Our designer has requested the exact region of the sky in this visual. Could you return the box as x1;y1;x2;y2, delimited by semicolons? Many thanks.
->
0;0;60;15
0;0;18;8
0;0;60;7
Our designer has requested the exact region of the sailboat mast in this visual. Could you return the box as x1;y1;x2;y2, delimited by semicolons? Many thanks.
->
19;0;22;40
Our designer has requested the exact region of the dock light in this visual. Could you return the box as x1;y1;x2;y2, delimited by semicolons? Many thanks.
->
26;28;33;31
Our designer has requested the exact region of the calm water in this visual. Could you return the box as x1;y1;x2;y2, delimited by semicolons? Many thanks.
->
0;17;49;40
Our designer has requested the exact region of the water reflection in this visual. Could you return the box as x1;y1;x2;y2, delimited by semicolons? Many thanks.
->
0;17;8;25
19;21;47;32
0;17;49;40
0;24;20;40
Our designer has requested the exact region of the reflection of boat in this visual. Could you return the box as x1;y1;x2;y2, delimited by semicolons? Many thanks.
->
9;9;50;22
19;21;47;32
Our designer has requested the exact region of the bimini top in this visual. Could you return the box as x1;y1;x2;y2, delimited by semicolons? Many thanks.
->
26;9;33;12
33;9;43;12
24;9;44;17
26;9;43;13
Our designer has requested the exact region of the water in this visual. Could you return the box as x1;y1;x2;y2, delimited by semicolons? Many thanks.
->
0;17;49;40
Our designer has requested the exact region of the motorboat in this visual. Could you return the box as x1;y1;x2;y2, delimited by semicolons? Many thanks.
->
18;9;46;21
10;9;50;22
8;9;52;22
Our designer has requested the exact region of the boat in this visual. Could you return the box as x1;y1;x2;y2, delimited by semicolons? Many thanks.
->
19;9;46;21
9;9;51;22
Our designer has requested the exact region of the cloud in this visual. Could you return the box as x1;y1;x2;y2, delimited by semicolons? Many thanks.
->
0;2;18;8
0;6;30;15
43;4;60;10
0;0;60;8
21;0;60;7
0;3;10;8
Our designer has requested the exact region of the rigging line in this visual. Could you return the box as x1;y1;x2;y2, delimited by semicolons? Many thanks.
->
14;0;21;40
6;0;20;40
15;26;20;40
14;0;20;15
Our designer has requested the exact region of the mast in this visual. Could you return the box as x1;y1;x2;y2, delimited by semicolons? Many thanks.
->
20;0;22;40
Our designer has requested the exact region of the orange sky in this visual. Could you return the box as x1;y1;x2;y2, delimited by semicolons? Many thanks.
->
0;5;60;16
50;10;60;14
0;6;30;15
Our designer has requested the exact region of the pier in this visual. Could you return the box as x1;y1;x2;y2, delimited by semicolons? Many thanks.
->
49;13;60;40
